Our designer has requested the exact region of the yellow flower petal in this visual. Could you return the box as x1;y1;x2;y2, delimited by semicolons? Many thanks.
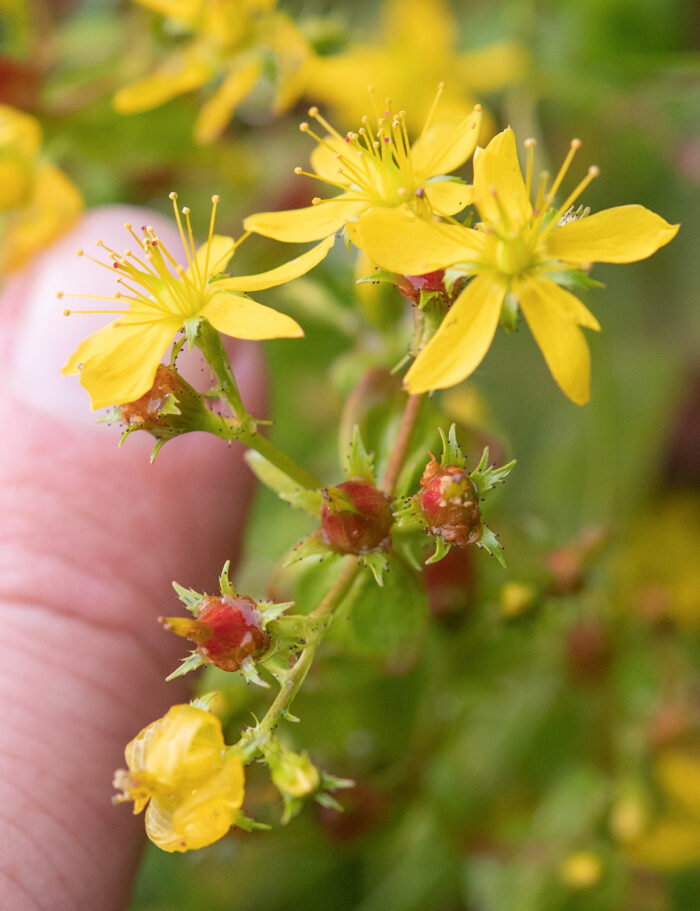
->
309;135;351;183
146;753;244;853
411;108;481;179
193;59;262;145
423;180;473;216
547;205;679;264
626;817;700;871
113;51;212;114
530;275;601;330
244;194;364;243
134;0;200;21
202;292;303;339
72;318;179;409
215;235;334;292
656;750;700;817
188;235;236;282
515;275;592;405
353;207;487;275
453;41;529;92
383;0;452;60
405;272;506;393
473;127;531;230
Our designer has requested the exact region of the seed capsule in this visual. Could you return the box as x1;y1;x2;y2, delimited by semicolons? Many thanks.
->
320;480;393;554
418;456;482;546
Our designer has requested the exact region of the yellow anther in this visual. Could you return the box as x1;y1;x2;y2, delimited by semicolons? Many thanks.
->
169;191;178;200
63;308;70;316
294;167;303;174
588;165;600;177
311;197;321;205
571;138;582;149
76;249;83;256
299;122;309;132
56;291;64;298
211;194;220;204
308;106;319;117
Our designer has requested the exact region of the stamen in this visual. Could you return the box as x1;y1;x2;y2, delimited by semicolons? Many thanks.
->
169;192;196;274
544;138;581;210
203;194;220;280
524;138;536;199
533;170;549;215
549;165;599;227
421;82;446;139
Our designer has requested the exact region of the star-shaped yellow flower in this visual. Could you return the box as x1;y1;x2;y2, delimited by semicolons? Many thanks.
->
244;87;481;247
113;704;244;853
302;0;527;131
355;128;679;405
113;0;312;144
0;104;83;274
62;192;333;409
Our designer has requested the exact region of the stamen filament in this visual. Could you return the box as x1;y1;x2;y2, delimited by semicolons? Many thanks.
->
544;138;581;211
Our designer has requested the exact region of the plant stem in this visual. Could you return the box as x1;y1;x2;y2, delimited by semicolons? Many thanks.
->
196;322;322;489
245;560;359;749
381;393;423;495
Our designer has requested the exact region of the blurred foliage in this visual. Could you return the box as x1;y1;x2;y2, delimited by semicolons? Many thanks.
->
2;0;699;908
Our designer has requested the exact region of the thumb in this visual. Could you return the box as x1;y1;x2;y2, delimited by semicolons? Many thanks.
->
0;208;265;910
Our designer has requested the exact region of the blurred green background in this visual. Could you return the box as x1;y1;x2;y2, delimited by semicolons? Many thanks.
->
2;0;699;908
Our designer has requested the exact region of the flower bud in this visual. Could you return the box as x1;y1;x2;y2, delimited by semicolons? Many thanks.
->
418;456;481;546
161;595;270;672
270;750;320;798
320;480;393;554
119;363;187;426
396;270;447;303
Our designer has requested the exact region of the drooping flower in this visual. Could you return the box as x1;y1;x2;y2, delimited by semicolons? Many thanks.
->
61;192;333;409
355;128;679;404
113;0;313;144
301;0;527;131
113;703;245;853
0;104;83;274
244;86;481;247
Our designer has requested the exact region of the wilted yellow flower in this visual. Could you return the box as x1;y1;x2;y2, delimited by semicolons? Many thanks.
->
356;128;679;404
244;87;481;246
0;104;82;274
302;0;527;132
113;703;245;853
61;192;332;409
114;0;312;144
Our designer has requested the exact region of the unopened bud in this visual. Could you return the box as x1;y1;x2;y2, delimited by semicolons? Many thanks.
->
418;456;481;546
320;480;393;554
161;595;270;672
119;364;187;427
396;269;446;303
270;751;320;798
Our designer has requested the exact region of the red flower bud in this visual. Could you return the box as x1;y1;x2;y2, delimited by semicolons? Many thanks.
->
418;456;482;546
161;595;270;672
397;270;447;303
119;363;186;426
320;480;393;555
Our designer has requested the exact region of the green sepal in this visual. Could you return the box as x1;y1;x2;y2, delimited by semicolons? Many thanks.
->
321;772;355;791
266;614;324;643
190;691;218;711
165;651;206;681
417;288;443;312
470;447;517;497
355;267;401;287
359;550;389;586
392;496;425;532
345;425;376;483
96;406;121;424
499;292;519;332
232;809;272;832
183;316;201;348
240;656;270;689
283;531;336;566
477;522;506;568
171;580;205;614
218;559;237;597
314;792;343;812
549;267;604;290
280;792;304;825
280;708;300;723
439;424;466;468
280;488;324;515
443;266;468;295
425;536;452;565
257;600;295;626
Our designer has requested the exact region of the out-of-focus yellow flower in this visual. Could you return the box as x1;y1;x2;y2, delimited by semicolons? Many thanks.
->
62;192;332;408
303;0;527;133
114;0;313;144
623;748;700;871
355;128;678;404
0;104;82;274
559;851;602;888
616;493;700;630
244;87;481;246
113;703;245;853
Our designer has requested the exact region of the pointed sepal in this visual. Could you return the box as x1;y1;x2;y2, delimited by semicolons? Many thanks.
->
344;425;376;483
476;522;506;568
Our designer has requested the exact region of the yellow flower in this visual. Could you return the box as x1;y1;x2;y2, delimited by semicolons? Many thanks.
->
62;192;333;409
302;0;527;131
114;0;312;144
113;703;244;853
355;128;679;404
0;104;83;274
244;86;481;246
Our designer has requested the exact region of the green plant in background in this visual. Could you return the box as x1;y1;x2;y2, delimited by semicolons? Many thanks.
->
1;0;699;909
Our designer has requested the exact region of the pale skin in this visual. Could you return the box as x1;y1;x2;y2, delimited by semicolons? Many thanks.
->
0;209;265;910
